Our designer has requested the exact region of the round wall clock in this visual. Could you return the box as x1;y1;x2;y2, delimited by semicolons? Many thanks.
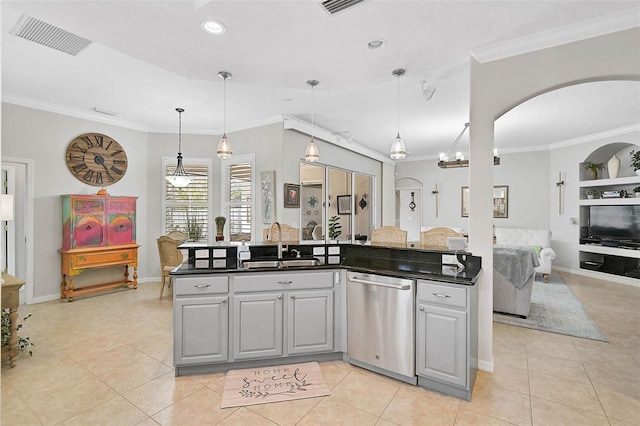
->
65;133;128;186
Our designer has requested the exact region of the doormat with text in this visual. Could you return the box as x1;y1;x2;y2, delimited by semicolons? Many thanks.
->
220;361;330;408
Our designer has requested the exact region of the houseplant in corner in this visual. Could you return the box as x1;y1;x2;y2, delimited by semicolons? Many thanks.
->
633;186;640;198
1;310;33;357
328;215;342;241
630;150;640;176
583;161;605;180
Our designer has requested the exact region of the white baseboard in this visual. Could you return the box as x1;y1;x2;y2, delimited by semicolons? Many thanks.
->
28;278;160;304
478;358;494;373
554;266;639;288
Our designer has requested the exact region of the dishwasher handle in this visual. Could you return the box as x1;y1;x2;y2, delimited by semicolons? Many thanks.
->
349;276;412;291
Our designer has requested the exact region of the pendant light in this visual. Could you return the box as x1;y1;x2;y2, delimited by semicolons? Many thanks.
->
389;68;407;160
305;79;320;162
165;108;193;187
217;71;233;159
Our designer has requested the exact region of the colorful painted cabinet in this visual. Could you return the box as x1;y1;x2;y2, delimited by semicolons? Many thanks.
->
60;194;138;301
62;195;136;249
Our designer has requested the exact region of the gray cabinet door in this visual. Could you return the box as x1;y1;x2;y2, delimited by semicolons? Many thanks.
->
287;289;334;355
233;292;283;360
416;302;466;387
175;295;228;366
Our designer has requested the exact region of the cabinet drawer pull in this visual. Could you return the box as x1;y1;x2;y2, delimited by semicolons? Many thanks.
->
432;293;451;298
194;284;211;288
278;281;293;285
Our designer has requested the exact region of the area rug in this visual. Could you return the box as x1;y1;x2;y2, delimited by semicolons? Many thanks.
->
493;273;607;342
220;361;330;408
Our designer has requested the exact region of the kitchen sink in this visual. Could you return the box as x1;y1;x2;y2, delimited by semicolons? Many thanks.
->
239;257;320;269
280;258;320;267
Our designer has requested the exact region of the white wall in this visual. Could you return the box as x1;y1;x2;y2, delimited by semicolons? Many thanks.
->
2;103;149;301
396;150;550;234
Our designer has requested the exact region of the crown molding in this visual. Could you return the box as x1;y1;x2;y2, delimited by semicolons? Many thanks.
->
2;93;150;132
282;115;394;165
471;7;640;63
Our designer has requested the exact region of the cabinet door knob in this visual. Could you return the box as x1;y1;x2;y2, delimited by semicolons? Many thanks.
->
290;294;295;299
277;295;282;299
221;299;227;304
419;306;425;311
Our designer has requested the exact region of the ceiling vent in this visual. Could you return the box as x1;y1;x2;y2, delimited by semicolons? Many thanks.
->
321;0;366;15
10;15;92;56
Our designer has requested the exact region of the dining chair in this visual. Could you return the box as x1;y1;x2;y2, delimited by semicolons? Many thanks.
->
157;235;184;299
371;226;407;245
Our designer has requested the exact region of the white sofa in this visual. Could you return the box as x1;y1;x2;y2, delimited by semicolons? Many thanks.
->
494;227;556;282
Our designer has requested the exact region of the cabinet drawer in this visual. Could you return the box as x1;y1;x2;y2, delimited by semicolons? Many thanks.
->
418;281;467;309
234;271;333;292
73;248;137;267
174;276;229;296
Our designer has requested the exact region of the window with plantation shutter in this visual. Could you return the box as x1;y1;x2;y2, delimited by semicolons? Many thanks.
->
222;154;254;242
164;160;211;242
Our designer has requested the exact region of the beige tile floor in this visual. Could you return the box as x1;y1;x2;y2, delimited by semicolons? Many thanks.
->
1;271;638;425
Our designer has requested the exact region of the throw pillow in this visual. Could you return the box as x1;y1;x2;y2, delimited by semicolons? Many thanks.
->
529;245;542;256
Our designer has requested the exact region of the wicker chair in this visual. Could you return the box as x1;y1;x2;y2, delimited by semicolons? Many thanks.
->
157;235;184;299
262;224;299;242
420;227;464;247
371;226;407;245
167;230;188;242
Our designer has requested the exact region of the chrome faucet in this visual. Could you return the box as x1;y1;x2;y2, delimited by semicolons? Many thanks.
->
267;221;283;259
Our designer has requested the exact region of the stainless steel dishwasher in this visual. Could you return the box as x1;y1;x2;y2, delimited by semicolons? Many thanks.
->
347;271;417;384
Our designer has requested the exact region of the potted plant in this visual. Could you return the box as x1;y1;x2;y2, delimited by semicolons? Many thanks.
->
633;186;640;198
214;216;226;242
185;218;203;241
1;310;33;357
586;189;598;199
583;161;605;180
630;150;640;176
328;215;342;241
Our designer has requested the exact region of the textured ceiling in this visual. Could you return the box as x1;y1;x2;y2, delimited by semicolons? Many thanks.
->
2;1;639;159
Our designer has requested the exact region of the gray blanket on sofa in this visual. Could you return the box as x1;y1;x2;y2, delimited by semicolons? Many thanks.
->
493;245;540;288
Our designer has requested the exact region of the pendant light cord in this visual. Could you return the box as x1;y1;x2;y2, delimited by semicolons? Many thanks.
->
396;73;400;135
311;84;315;138
223;77;226;135
178;109;183;154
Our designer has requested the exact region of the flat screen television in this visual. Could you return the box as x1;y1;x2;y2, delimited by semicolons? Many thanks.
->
589;205;640;241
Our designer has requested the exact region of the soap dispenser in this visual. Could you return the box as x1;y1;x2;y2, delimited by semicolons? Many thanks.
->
237;242;250;268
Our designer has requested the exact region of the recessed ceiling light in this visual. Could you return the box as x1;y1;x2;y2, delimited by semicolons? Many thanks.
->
366;39;385;50
201;20;227;35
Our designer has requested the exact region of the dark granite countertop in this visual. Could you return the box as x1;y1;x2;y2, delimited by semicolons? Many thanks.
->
171;243;481;285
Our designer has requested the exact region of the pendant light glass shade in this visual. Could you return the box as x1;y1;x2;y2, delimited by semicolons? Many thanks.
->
165;108;193;187
305;79;320;162
389;68;406;160
217;71;233;159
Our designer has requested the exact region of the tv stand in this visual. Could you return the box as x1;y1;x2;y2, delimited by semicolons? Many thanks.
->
578;154;640;280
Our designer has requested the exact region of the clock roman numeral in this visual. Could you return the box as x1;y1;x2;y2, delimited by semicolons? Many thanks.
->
72;142;87;154
111;150;124;157
81;136;94;149
83;169;94;181
105;140;113;151
110;166;124;175
105;170;115;182
72;163;88;173
68;153;83;162
94;135;104;147
113;159;126;165
95;172;103;184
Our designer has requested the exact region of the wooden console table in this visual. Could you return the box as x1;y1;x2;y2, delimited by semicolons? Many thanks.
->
2;272;26;368
60;244;139;301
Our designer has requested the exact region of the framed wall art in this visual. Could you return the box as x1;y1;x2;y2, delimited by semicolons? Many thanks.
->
461;185;509;218
284;183;300;208
337;195;351;215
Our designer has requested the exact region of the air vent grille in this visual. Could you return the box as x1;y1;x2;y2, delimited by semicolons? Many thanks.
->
10;15;92;56
321;0;366;15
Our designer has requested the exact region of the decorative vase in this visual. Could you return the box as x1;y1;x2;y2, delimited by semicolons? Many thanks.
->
587;169;597;180
607;155;620;179
215;217;226;242
636;169;640;176
635;192;640;198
